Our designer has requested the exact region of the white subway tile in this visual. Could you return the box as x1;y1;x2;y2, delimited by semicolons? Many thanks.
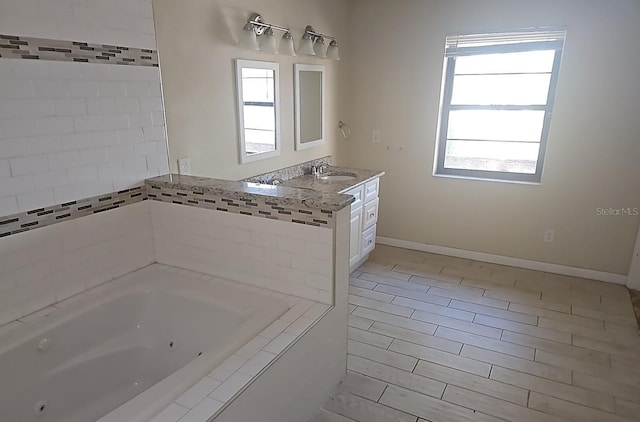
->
237;350;276;376
124;81;149;97
37;116;75;135
128;112;153;128
80;63;111;81
133;141;156;156
61;132;117;150
0;136;62;158
0;80;34;98
10;60;48;80
36;2;74;22
151;111;165;126
0;100;18;119
140;97;163;112
68;80;100;98
16;189;55;211
150;403;189;422
33;80;69;98
48;150;80;170
97;81;126;97
146;152;169;173
291;255;332;277
108;144;134;161
118;128;144;144
134;66;160;82
2;118;42;138
0;196;19;216
115;97;140;113
262;332;296;355
148;82;162;98
10;154;49;176
178;398;224;422
67;166;98;183
71;5;105;27
97;161;124;180
123;156;147;172
108;64;139;81
47;61;83;80
53;99;87;116
208;354;249;382
14;99;55;118
86;98;117;114
0;160;10;178
21;19;60;40
73;114;129;132
32;170;68;190
79;147;110;165
175;376;221;409
209;372;252;403
0;175;34;197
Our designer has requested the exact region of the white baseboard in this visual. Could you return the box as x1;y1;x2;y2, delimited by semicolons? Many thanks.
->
376;236;628;286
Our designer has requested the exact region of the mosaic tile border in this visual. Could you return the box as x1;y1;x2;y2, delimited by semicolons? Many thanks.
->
0;186;147;238
243;156;334;184
147;184;335;228
0;34;158;67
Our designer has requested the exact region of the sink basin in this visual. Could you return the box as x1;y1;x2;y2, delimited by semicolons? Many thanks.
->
318;174;357;182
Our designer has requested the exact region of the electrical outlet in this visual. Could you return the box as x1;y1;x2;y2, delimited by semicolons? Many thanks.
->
544;229;555;243
372;130;381;144
178;157;191;175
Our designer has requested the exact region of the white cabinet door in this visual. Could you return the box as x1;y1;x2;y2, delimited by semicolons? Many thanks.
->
349;206;363;268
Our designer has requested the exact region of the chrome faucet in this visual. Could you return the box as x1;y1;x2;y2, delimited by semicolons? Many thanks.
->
312;163;329;176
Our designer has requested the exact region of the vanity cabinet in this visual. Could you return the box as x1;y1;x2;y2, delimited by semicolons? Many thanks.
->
345;177;380;271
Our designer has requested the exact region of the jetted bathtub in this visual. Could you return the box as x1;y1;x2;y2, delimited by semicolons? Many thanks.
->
0;265;289;422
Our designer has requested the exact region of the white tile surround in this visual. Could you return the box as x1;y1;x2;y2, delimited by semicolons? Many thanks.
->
0;201;154;325
151;201;335;305
0;0;169;217
0;0;157;50
0;59;169;216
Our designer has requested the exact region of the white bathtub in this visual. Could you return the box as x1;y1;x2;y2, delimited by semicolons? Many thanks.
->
0;265;289;422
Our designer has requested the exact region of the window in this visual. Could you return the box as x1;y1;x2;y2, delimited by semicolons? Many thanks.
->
435;29;566;183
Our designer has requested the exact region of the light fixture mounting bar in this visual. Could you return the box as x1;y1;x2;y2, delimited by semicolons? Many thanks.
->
248;13;290;35
304;25;336;41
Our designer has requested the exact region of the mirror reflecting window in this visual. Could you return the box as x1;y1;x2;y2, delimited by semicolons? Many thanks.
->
295;64;325;150
235;59;280;163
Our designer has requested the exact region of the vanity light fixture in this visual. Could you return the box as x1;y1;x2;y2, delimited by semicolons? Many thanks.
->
301;26;340;60
241;13;296;56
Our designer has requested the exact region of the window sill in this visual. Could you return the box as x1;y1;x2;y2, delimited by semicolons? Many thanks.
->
432;172;542;186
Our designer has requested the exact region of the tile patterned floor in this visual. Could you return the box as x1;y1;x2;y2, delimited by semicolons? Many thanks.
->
312;245;640;422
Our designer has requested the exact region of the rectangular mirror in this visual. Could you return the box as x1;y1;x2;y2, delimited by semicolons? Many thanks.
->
295;64;325;150
235;59;280;163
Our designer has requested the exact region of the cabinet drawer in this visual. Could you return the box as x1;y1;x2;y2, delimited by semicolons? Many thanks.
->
364;178;379;203
361;224;377;256
363;197;379;230
345;185;364;212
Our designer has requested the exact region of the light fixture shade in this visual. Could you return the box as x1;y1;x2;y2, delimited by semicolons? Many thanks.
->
280;32;296;56
327;39;340;60
260;27;278;54
314;37;327;58
241;23;259;50
299;35;316;56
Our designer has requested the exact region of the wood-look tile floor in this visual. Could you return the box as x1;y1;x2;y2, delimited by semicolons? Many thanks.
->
312;245;640;422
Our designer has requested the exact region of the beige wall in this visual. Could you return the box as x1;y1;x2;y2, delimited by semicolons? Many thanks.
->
344;0;640;275
152;0;350;181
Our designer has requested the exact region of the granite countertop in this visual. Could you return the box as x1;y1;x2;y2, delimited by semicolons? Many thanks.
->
279;166;385;194
146;174;355;211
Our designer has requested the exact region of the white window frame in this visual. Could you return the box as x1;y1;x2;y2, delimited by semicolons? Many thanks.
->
434;30;566;183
